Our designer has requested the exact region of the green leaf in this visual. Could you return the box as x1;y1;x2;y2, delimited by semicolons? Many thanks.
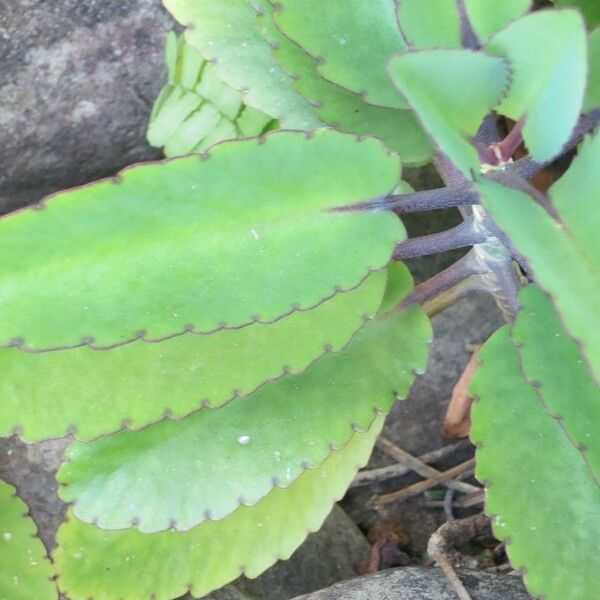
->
470;287;600;600
163;0;319;129
55;418;384;600
398;0;462;48
388;49;509;176
273;0;409;109
476;131;600;382
0;271;387;442
464;0;532;43
253;0;433;164
148;34;273;157
0;479;57;600
584;27;600;111
57;273;430;532
486;9;588;162
555;0;600;27
0;129;404;350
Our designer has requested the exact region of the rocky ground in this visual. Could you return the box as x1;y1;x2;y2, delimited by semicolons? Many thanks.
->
0;2;531;598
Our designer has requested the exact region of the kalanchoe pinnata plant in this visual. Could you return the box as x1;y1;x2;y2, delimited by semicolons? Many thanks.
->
0;1;598;599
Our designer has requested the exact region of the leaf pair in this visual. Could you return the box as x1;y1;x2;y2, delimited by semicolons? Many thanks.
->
471;285;600;600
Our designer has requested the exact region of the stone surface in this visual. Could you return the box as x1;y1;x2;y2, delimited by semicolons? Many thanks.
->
291;567;532;600
0;0;174;214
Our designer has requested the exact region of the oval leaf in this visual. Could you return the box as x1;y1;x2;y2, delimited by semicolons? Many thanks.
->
0;479;57;600
55;419;383;600
57;269;431;532
273;0;409;109
486;9;587;162
388;49;509;176
0;271;387;442
0;129;404;350
470;287;600;600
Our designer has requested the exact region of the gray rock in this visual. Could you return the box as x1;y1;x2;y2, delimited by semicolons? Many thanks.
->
0;0;174;214
291;567;532;600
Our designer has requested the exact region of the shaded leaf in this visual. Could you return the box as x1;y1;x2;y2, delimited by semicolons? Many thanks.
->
57;270;430;532
477;131;600;381
0;271;387;442
254;0;433;164
163;0;319;128
55;419;384;600
148;34;273;157
273;0;409;109
0;479;57;600
388;49;509;176
486;9;587;161
470;286;600;600
0;130;403;350
555;0;600;27
584;26;600;112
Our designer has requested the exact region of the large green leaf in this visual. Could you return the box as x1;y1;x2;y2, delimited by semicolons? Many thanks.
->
470;287;600;600
57;269;430;532
584;27;600;111
148;33;273;157
477;131;600;381
388;49;509;176
273;0;409;109
0;130;403;350
486;9;587;162
55;418;383;600
556;0;600;27
0;271;387;442
0;479;57;600
163;0;319;129
253;0;433;164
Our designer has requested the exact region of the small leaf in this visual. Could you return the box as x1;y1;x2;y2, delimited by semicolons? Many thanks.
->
57;270;430;532
273;0;409;109
254;0;433;164
148;35;275;158
0;479;57;600
163;0;319;128
476;131;600;382
0;130;404;350
584;27;600;112
486;9;588;162
0;271;387;442
55;419;384;600
470;287;600;600
464;0;532;43
388;49;509;176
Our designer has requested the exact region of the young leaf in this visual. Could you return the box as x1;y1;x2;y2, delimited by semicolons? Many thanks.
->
55;418;384;600
0;271;387;442
477;131;600;382
0;479;57;600
0;129;404;350
148;34;273;157
163;0;319;129
272;0;409;109
486;9;588;162
254;0;433;164
57;272;431;532
470;287;600;600
388;49;509;176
